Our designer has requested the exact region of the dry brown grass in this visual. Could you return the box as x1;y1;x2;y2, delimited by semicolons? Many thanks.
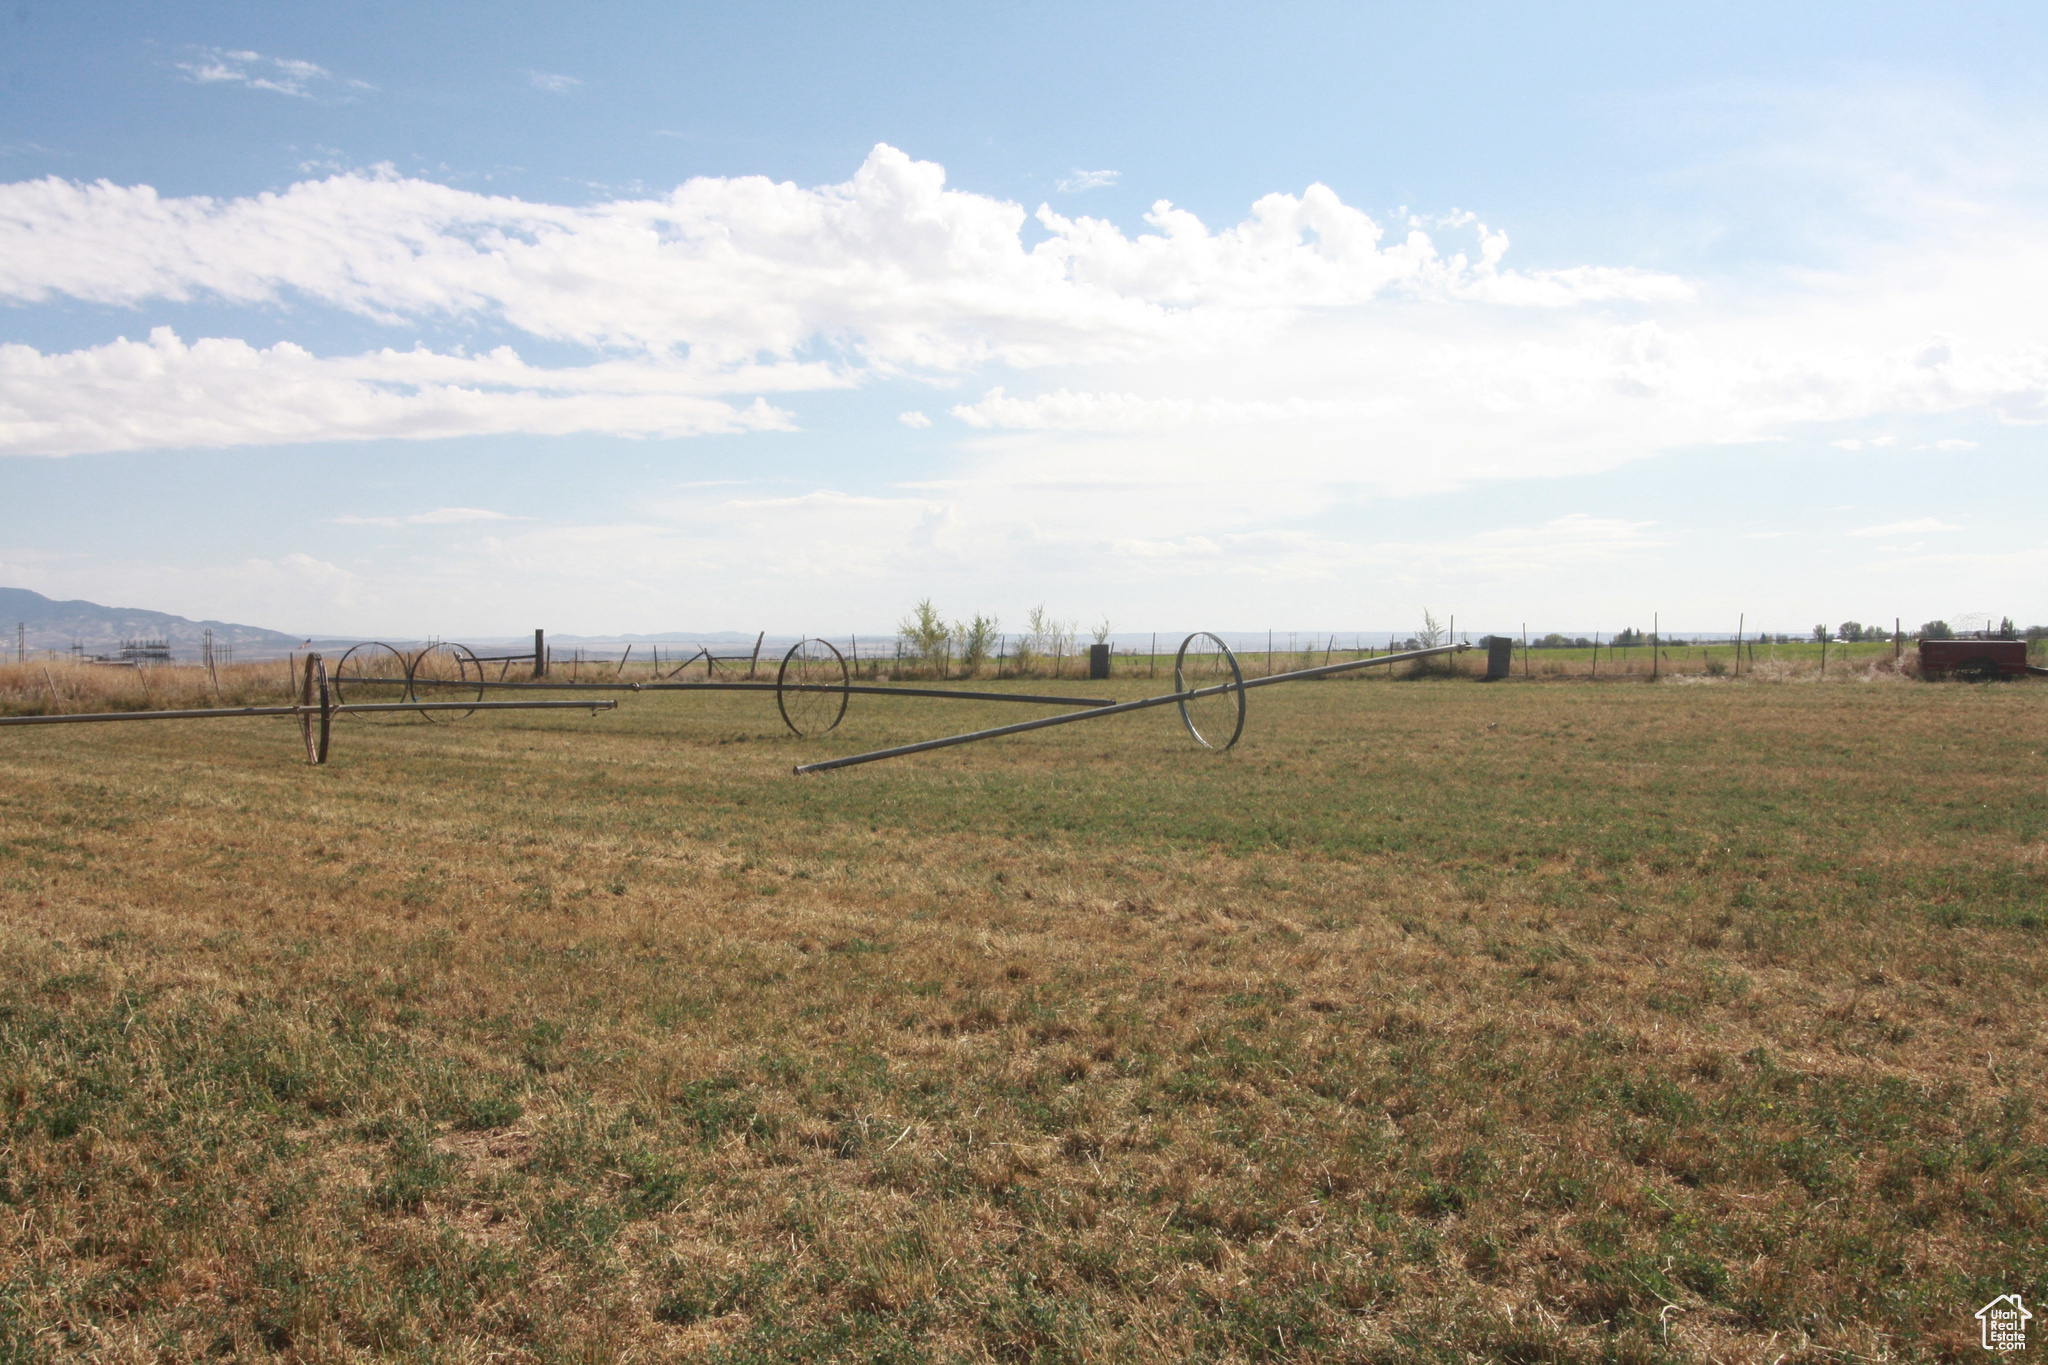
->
0;674;2039;1361
0;660;300;715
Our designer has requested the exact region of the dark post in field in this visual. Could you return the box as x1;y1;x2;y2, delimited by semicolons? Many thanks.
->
534;629;547;678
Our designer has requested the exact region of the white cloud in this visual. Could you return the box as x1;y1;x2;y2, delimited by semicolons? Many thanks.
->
1368;515;1672;574
527;71;582;93
1057;169;1119;192
0;140;2043;508
0;327;794;456
175;47;370;100
950;386;1382;430
897;410;932;428
1847;517;1962;537
0;146;1688;372
330;507;519;528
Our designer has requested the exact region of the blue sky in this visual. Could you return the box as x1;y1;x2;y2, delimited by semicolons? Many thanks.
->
2;1;2045;639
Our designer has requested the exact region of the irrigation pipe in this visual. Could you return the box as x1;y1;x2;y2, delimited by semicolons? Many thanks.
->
0;700;618;727
371;677;1116;707
793;641;1472;775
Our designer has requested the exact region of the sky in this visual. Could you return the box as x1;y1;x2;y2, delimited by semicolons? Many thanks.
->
2;1;2045;640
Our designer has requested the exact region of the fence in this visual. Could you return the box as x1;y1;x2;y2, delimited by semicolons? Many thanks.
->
11;615;2042;689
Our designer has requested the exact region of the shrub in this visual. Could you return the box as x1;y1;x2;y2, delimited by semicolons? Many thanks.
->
898;599;952;678
953;613;1000;676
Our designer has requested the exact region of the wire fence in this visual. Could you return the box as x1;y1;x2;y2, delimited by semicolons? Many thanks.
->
14;618;2046;684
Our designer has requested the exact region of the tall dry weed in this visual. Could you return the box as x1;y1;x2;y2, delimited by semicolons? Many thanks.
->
0;659;298;716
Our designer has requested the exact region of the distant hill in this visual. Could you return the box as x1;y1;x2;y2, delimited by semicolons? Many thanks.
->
0;587;322;660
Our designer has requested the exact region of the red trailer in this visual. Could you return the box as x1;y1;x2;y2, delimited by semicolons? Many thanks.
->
1917;638;2043;681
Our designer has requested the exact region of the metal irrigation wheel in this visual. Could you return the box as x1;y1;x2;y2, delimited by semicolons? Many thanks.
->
332;642;414;722
1174;632;1246;751
776;638;850;737
408;643;486;721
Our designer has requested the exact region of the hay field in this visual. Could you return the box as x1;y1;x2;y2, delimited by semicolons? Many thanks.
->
0;671;2041;1362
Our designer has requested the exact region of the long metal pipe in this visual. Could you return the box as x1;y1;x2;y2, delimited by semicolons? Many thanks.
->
365;677;1116;707
0;699;617;727
793;641;1471;774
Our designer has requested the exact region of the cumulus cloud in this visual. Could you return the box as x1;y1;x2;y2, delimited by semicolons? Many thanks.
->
0;327;794;455
897;410;932;428
0;146;1688;372
527;71;581;92
0;141;2042;486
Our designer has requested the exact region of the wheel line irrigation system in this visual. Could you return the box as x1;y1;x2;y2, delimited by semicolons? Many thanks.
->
2;635;1473;772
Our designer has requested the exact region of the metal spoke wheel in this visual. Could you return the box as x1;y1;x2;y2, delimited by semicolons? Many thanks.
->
776;638;850;737
408;643;486;721
1174;632;1246;750
332;642;414;722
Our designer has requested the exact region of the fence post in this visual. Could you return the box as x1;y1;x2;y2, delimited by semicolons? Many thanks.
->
534;629;547;678
1652;613;1659;680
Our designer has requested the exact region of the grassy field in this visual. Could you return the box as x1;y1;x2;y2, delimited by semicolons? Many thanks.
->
0;668;2041;1362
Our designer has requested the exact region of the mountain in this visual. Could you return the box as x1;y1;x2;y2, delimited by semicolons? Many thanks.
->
0;588;321;660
